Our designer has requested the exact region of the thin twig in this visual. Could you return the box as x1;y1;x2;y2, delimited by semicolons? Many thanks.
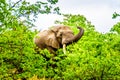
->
11;0;22;8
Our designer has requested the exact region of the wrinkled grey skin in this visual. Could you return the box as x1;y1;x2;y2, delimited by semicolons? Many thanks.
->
34;25;84;54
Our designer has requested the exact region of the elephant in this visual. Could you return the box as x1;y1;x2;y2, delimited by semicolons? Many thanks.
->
34;25;84;54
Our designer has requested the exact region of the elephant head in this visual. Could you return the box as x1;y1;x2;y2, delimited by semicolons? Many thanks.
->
34;25;84;54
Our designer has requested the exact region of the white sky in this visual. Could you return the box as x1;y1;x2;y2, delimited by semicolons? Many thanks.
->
13;0;120;33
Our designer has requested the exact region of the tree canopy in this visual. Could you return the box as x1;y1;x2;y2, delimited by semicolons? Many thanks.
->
0;0;60;31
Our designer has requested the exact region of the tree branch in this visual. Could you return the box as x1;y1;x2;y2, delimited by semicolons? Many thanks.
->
11;0;22;8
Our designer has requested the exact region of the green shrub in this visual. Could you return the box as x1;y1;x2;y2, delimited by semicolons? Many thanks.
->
0;14;120;80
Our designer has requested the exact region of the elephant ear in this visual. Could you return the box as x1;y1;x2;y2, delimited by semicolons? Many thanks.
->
45;30;60;49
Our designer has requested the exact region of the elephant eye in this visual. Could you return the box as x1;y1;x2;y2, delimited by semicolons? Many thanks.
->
60;32;62;36
56;32;62;38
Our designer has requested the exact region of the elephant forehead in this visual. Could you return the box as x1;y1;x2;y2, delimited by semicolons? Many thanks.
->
62;30;73;34
59;29;72;32
61;26;71;30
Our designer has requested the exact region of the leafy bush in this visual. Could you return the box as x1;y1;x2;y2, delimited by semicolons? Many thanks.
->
0;0;60;79
56;14;120;80
0;14;120;80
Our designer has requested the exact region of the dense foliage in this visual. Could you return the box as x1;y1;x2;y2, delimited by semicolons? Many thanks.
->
1;13;120;79
55;14;120;79
0;0;120;79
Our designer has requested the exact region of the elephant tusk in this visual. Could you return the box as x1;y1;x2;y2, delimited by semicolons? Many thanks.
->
63;44;66;54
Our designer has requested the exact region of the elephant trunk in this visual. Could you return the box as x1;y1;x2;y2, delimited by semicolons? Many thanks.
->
62;26;84;54
67;26;84;44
